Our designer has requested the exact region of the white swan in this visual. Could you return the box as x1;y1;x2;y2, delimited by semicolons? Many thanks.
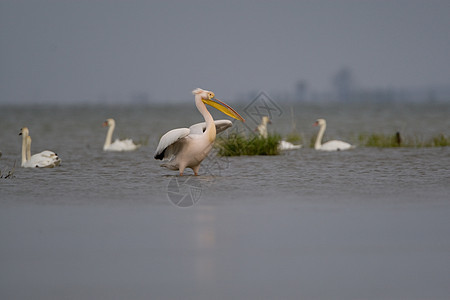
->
102;118;140;151
256;116;271;138
256;116;302;150
279;140;302;150
19;127;61;168
313;119;353;151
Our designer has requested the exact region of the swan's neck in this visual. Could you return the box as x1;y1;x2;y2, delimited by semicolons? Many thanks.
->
315;123;326;150
21;133;28;166
259;123;268;138
27;138;31;161
196;96;216;142
104;123;115;150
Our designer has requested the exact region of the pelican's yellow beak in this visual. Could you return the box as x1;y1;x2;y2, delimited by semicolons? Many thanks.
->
202;97;245;122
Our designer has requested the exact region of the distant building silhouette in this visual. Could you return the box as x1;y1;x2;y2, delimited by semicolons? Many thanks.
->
295;80;308;102
332;67;354;101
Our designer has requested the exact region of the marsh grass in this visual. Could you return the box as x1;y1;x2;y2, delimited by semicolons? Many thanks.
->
285;132;303;145
359;132;402;147
216;133;282;156
1;160;16;179
309;135;317;149
430;134;450;147
358;132;450;148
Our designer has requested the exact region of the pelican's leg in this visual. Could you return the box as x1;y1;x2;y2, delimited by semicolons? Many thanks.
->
179;164;186;176
192;165;200;176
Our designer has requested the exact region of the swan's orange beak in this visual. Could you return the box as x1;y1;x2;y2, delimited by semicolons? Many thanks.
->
313;121;319;126
102;121;108;127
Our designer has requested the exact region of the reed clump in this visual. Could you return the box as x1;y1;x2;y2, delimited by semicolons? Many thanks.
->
285;132;303;145
1;161;16;179
359;132;402;147
430;134;450;147
358;132;450;148
216;133;281;156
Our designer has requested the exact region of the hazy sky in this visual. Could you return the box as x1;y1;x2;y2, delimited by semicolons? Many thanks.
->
1;0;450;104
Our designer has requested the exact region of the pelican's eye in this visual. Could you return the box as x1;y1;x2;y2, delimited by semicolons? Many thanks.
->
208;92;215;99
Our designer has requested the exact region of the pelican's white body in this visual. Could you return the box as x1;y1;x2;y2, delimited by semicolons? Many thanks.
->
154;88;242;175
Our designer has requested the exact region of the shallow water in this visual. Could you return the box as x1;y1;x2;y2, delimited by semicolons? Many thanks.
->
1;102;450;299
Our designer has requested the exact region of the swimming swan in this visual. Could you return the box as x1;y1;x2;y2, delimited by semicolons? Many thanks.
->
313;119;353;151
102;118;140;152
19;127;61;168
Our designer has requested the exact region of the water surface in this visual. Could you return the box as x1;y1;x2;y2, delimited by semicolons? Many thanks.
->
1;102;449;299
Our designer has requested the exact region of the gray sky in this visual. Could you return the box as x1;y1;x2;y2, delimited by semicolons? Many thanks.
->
1;0;450;104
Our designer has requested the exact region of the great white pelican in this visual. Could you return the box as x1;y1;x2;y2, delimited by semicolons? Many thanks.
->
154;88;244;175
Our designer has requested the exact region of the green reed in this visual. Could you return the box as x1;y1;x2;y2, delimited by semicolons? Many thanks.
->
1;160;16;179
216;133;282;156
357;132;450;148
284;132;303;145
431;134;450;147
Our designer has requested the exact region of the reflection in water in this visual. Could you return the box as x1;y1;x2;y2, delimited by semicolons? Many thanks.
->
194;207;217;288
167;176;203;207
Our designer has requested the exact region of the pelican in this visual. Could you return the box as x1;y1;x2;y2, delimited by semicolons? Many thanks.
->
154;88;244;175
256;116;302;150
313;118;353;151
